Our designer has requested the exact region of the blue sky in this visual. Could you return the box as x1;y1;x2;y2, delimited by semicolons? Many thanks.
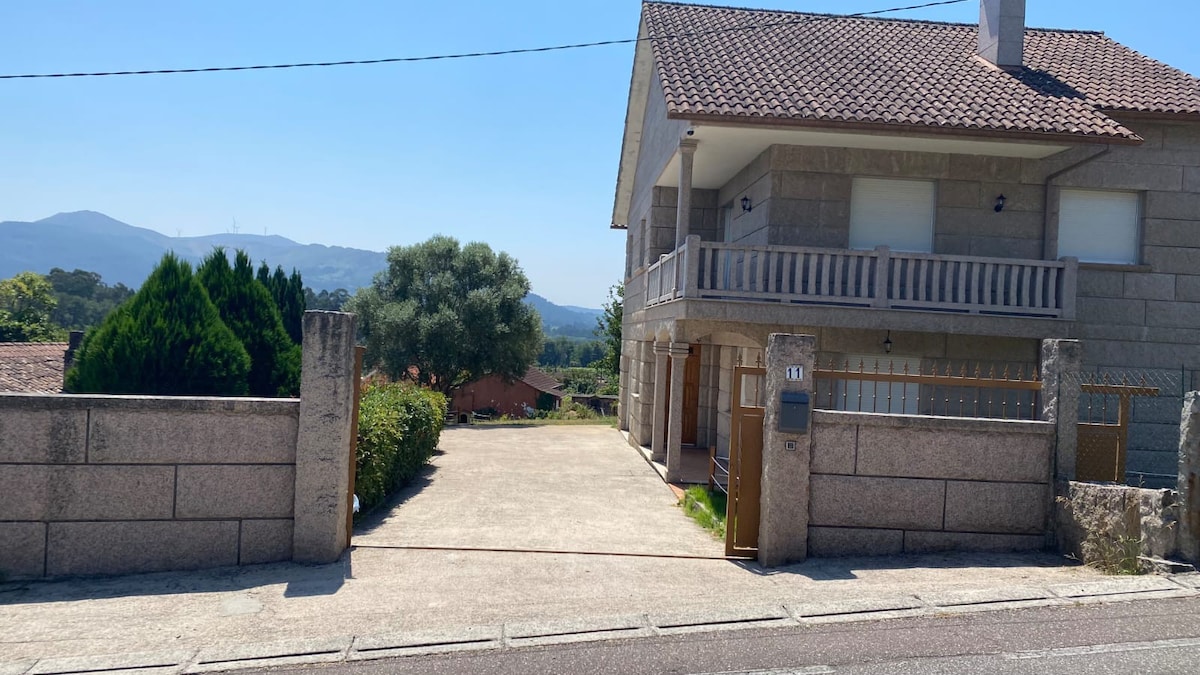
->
1;1;1196;307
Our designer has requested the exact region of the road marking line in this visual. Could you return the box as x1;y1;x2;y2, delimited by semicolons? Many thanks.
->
691;662;830;667
1005;636;1200;660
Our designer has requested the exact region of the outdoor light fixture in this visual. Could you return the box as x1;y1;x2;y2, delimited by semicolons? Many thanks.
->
994;194;1007;212
741;196;753;213
883;331;893;354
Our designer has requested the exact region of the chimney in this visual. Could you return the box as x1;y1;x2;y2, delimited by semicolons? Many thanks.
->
978;0;1026;68
63;330;84;380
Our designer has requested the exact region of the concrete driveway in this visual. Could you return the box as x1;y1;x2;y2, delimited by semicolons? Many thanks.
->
353;424;724;558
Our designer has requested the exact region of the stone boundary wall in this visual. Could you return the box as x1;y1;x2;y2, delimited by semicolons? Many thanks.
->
0;310;357;580
807;410;1055;557
1056;481;1178;564
0;394;299;579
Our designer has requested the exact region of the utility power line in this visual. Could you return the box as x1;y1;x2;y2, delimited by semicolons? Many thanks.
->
0;0;967;80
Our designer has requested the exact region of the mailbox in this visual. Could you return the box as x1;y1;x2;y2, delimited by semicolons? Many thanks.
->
779;391;810;432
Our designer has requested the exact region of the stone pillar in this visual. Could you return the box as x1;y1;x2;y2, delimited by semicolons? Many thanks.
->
293;310;359;564
1041;339;1081;481
758;333;816;567
665;342;691;482
1179;392;1200;563
651;341;670;461
676;138;699;249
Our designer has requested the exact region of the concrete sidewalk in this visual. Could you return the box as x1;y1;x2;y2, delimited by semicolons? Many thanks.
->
1;425;1191;673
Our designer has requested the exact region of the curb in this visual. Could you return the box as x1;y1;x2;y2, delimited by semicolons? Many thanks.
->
5;573;1199;674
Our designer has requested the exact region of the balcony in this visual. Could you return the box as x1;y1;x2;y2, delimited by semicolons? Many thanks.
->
641;236;1078;320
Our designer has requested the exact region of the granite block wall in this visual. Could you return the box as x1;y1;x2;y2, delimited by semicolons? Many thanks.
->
0;395;299;579
0;310;359;580
807;410;1054;556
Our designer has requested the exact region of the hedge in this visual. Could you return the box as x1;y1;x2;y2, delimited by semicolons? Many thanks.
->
355;381;447;514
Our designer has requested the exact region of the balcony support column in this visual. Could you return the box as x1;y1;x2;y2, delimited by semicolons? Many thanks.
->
676;138;699;249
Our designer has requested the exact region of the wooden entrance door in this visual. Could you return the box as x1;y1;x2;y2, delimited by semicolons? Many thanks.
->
682;345;702;445
663;344;703;449
726;365;766;558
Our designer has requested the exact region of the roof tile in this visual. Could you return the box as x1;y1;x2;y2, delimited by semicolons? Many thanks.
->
0;342;67;394
644;2;1200;140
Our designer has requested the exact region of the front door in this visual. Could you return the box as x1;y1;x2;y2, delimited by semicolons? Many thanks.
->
726;365;766;558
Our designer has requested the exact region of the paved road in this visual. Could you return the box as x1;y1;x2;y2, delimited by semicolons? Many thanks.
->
353;424;724;557
247;596;1200;675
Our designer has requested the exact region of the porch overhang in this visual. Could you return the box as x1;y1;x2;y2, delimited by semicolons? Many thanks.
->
653;120;1078;192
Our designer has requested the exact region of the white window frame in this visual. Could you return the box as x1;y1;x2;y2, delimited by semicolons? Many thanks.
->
1057;188;1141;265
849;177;936;253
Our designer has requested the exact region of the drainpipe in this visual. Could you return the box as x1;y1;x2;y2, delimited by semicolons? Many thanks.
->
1042;146;1111;260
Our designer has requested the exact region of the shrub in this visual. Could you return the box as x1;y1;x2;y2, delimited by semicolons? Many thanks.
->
355;381;447;514
67;253;251;395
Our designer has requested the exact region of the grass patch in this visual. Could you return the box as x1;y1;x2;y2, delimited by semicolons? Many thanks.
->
1084;533;1147;575
681;486;727;539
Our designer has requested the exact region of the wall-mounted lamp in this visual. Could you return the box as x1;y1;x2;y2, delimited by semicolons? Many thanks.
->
883;331;893;354
741;196;753;213
994;194;1007;212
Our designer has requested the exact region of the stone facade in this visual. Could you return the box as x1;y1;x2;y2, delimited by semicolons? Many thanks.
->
619;112;1200;482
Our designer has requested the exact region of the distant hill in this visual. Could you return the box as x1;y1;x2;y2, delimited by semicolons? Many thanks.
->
0;211;387;291
526;294;602;339
0;210;601;334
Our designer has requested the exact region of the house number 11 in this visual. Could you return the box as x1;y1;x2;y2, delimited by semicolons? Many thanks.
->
785;365;804;381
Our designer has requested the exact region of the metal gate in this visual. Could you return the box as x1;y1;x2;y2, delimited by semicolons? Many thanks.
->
1077;380;1160;483
726;366;766;558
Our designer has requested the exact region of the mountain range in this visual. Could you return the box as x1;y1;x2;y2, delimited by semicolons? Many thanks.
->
0;211;601;335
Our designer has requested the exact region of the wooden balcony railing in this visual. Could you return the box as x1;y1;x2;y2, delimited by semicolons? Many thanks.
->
642;236;1077;320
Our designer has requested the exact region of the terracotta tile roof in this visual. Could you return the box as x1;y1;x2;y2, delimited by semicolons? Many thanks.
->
521;367;565;396
0;342;66;394
643;2;1200;142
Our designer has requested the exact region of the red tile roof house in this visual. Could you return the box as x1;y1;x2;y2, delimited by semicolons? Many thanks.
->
449;367;565;423
613;0;1200;484
0;342;68;393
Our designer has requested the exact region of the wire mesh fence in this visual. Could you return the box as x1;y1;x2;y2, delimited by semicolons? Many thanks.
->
1065;368;1186;488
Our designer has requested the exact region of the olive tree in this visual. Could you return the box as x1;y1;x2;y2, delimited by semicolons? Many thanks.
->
349;236;543;395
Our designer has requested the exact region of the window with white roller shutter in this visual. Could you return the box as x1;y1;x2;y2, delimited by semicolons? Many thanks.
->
849;177;935;253
1057;189;1140;264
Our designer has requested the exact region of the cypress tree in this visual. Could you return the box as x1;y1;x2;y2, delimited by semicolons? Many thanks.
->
198;249;301;397
258;261;305;344
66;253;250;395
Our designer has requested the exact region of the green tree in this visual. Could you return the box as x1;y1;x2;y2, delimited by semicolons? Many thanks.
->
0;271;64;342
66;253;250;395
257;262;305;344
304;287;351;311
539;336;572;368
349;236;543;395
202;250;301;397
596;282;623;375
45;268;135;330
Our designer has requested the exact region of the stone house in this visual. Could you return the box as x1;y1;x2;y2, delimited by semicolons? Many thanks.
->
613;0;1200;483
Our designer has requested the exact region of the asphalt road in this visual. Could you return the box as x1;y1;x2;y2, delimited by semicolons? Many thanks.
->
249;596;1200;675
